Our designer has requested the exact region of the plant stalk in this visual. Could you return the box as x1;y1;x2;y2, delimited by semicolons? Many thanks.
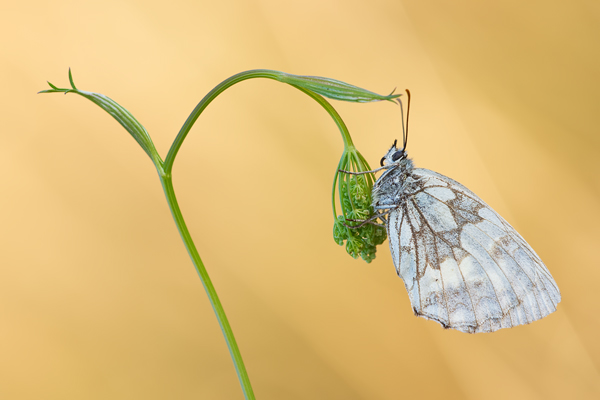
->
159;70;359;400
41;68;392;399
159;171;255;400
164;70;355;174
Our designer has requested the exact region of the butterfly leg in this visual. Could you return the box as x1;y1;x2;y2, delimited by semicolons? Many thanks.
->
342;209;392;229
338;164;398;175
342;220;386;229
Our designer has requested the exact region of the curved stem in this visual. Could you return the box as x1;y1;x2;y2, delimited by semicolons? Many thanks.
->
164;70;356;174
332;151;348;219
161;70;358;399
165;70;275;174
159;171;255;400
288;84;354;149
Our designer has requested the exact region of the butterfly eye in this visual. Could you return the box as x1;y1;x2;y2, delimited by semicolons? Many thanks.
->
391;151;404;162
380;157;386;167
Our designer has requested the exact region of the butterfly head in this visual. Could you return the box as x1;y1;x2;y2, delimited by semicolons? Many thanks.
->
380;139;407;167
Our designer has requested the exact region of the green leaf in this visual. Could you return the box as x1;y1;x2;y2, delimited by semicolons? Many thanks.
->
38;70;161;167
76;91;159;162
276;72;400;103
68;68;77;90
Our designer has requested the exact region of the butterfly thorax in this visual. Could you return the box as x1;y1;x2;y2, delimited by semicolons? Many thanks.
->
372;155;416;209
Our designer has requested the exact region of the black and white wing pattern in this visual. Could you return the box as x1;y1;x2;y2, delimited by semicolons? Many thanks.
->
386;168;561;333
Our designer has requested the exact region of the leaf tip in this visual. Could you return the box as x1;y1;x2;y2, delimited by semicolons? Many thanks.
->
68;68;77;90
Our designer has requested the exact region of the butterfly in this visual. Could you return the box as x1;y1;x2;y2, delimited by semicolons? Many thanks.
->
358;91;561;333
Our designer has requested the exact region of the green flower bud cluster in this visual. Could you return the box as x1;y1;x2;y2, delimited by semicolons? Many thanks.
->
333;147;387;263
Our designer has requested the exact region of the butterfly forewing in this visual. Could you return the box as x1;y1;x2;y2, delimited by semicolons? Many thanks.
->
382;167;560;333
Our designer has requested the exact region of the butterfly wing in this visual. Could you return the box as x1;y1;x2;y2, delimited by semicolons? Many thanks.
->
386;168;561;333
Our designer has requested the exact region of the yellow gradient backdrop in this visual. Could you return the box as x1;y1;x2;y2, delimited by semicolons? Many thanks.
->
2;1;599;399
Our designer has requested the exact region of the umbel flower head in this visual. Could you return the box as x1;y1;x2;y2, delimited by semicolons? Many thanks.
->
333;146;386;263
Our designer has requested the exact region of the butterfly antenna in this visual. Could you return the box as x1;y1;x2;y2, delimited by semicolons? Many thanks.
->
405;89;411;151
397;97;405;150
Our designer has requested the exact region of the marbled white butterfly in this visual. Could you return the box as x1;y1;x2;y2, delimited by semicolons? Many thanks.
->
361;92;561;333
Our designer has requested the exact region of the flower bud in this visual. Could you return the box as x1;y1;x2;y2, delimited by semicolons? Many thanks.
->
333;147;386;263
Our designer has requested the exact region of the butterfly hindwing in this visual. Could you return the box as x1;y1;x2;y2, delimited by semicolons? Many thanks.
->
386;168;561;333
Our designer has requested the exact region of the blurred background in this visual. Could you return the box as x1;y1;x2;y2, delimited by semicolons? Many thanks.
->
2;1;599;399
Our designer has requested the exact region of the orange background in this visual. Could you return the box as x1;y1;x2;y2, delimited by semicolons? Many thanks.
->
2;1;599;399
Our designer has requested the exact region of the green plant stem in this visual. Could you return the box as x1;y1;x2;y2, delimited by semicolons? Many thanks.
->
160;70;358;400
164;69;355;174
159;172;255;400
41;68;389;399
